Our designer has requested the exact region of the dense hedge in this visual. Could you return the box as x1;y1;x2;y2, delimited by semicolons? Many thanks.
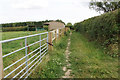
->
2;26;36;32
74;9;119;57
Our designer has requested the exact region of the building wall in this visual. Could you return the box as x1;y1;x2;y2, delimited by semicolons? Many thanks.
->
44;22;65;30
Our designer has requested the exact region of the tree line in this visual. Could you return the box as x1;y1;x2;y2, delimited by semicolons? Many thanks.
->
1;19;65;27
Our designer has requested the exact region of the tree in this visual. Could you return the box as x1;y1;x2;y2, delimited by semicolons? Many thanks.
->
89;0;120;13
56;19;65;25
66;22;73;29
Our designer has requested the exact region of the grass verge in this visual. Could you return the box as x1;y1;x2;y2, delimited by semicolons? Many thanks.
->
29;32;70;78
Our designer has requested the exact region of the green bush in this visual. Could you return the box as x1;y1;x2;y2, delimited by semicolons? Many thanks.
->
43;25;48;31
74;9;119;57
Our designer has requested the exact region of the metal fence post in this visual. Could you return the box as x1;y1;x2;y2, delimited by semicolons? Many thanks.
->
25;37;28;76
0;43;3;79
57;29;59;38
39;34;41;60
55;30;57;43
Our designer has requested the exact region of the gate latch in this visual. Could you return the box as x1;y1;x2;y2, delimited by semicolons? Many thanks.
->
46;42;53;46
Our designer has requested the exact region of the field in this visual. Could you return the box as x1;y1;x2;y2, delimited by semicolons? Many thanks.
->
69;32;118;78
1;30;119;78
2;31;48;78
2;31;46;54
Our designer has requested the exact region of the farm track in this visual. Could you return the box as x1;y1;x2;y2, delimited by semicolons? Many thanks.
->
62;32;73;78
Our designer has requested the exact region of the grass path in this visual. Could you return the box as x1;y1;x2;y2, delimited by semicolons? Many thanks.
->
69;31;118;78
62;32;72;78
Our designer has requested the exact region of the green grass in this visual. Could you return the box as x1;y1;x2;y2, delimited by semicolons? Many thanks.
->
69;31;118;78
2;31;70;78
2;31;46;54
30;32;70;78
3;30;118;78
2;31;48;78
2;31;46;40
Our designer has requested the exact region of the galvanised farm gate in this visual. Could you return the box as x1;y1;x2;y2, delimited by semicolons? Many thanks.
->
0;27;69;79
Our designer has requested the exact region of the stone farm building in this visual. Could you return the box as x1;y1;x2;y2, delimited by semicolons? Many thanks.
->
44;21;65;31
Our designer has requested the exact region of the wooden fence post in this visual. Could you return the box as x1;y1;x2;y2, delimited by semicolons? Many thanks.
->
63;28;65;34
62;28;65;36
60;29;62;36
0;43;3;79
48;32;53;51
59;29;61;39
61;29;62;36
65;27;67;33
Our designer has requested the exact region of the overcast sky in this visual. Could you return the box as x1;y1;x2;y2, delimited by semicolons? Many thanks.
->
0;0;100;24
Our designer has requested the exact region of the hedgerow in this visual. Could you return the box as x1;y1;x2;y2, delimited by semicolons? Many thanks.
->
74;9;119;57
2;26;36;32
